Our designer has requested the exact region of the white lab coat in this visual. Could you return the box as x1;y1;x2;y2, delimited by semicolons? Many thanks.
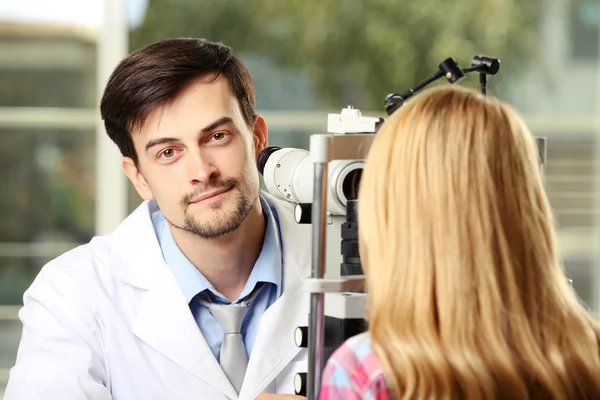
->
4;193;312;400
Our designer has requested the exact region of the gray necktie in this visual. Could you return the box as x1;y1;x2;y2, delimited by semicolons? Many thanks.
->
199;284;264;393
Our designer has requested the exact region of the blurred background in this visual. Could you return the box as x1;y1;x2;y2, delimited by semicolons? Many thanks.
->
0;0;599;397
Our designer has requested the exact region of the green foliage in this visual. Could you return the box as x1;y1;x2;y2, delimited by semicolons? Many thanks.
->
131;0;540;110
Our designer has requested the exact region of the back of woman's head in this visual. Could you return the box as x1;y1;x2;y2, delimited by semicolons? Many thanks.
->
358;84;600;399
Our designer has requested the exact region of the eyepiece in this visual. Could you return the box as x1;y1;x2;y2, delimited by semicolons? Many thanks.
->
257;146;281;175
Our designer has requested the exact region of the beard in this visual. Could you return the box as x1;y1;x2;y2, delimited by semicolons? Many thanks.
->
176;177;255;240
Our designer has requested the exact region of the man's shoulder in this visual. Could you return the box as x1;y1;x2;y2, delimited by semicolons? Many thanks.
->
34;236;114;290
35;200;155;290
263;192;312;262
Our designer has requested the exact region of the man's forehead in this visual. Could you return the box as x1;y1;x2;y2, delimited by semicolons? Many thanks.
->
136;77;242;137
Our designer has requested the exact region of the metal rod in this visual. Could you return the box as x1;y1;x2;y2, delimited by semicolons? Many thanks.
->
307;161;328;400
398;69;444;101
480;73;487;95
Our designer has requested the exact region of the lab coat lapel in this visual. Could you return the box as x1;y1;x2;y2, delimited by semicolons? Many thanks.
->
241;280;309;398
112;202;237;399
132;260;238;399
240;196;312;399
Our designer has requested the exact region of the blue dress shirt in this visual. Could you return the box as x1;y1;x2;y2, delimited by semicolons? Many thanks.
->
150;194;283;361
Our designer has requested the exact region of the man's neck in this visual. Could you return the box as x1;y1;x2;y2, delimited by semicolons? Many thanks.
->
170;200;266;302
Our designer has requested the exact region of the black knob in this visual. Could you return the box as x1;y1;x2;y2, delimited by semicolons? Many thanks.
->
294;372;307;396
294;326;308;348
471;55;500;75
294;203;312;224
384;94;405;115
439;57;465;83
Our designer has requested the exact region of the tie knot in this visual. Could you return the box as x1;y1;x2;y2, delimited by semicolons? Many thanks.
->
197;283;266;334
207;303;248;333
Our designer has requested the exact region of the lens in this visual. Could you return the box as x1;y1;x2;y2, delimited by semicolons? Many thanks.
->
342;168;362;201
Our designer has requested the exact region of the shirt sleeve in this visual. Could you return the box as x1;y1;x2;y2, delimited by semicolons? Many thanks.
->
318;334;392;400
318;356;363;400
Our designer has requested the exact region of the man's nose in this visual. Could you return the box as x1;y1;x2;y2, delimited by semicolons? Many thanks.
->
187;152;218;183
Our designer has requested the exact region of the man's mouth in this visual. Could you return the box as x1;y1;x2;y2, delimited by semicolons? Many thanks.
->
189;186;232;204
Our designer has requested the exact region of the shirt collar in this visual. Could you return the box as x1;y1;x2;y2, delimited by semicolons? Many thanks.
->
150;193;283;304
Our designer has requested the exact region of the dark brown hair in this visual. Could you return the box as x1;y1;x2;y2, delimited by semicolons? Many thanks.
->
100;37;256;165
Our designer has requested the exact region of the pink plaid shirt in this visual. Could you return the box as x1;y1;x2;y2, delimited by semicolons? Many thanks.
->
318;332;392;399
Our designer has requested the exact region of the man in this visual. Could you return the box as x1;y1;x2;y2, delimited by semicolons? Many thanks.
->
5;38;310;400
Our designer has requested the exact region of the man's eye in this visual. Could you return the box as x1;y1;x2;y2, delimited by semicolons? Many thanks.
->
211;132;226;141
160;149;175;158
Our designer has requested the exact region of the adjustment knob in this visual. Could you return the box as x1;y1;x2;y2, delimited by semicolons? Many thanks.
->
294;203;312;224
294;372;307;396
294;326;308;348
295;325;339;347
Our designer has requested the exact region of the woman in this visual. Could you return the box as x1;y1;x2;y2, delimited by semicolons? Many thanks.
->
318;85;600;399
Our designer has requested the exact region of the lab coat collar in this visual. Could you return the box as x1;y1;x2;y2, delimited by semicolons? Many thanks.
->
103;199;164;290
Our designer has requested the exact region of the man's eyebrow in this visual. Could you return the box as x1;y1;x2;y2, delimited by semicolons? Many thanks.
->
201;116;234;134
143;116;235;153
144;137;180;153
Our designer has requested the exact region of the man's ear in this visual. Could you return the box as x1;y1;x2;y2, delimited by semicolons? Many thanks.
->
252;114;268;157
122;157;154;201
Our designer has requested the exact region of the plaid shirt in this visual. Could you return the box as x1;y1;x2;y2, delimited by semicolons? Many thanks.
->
318;332;392;399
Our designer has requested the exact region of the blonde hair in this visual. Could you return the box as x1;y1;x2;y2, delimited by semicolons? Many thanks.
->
358;85;600;399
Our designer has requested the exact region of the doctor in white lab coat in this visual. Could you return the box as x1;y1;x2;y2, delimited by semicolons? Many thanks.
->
5;38;311;400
